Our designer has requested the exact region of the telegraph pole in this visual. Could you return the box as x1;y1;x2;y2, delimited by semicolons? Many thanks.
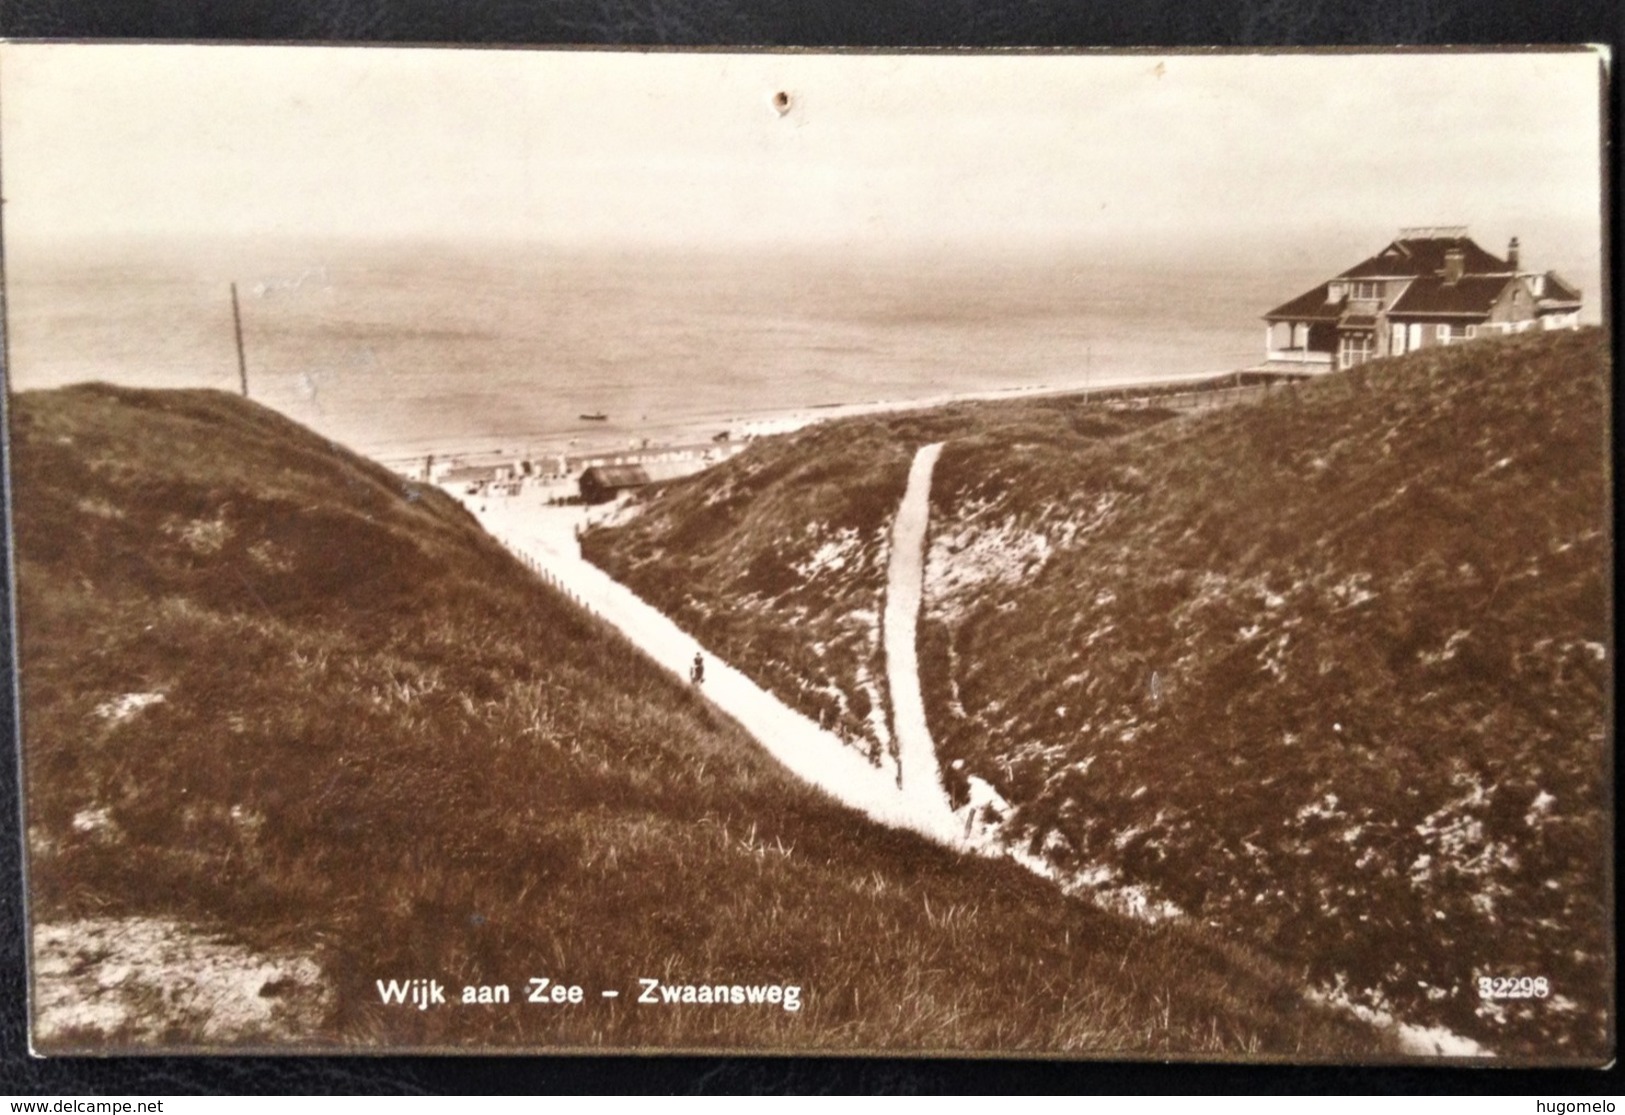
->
230;282;249;398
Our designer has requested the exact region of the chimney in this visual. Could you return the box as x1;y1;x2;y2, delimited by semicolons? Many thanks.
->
1508;236;1521;271
1444;246;1464;285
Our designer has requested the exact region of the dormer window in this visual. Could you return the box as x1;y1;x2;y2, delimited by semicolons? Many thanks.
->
1350;281;1382;300
1328;282;1347;301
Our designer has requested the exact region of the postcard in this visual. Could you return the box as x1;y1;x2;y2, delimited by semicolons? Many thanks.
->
1;43;1611;1062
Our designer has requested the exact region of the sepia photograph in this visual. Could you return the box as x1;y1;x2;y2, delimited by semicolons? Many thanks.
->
0;43;1611;1063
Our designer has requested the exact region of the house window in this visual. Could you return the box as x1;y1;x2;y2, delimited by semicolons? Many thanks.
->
1408;323;1423;351
1436;323;1453;343
1339;333;1374;369
1466;324;1478;339
1391;323;1407;355
1350;281;1382;301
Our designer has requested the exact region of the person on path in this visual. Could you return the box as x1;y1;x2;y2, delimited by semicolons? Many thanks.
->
690;652;705;686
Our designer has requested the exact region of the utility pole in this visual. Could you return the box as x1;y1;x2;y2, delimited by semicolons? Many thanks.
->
230;282;249;398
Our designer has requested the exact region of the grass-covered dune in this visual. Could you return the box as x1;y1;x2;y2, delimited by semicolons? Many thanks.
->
586;329;1612;1061
10;384;1380;1056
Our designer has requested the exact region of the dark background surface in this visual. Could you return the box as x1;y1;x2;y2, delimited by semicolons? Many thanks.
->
0;0;1619;1095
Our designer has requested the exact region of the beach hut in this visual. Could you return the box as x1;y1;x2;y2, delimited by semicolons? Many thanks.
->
578;459;711;504
579;464;649;504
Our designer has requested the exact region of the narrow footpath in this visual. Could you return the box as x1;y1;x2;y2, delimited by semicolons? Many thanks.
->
881;443;958;830
472;496;964;846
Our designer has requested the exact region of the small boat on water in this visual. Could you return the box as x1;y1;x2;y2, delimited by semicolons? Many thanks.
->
579;411;609;422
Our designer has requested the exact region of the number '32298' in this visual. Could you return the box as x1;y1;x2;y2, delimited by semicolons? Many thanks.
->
1478;976;1549;999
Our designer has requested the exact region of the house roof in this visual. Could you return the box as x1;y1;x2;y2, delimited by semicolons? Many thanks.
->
1338;236;1510;280
1263;231;1581;329
581;459;704;489
1387;275;1514;318
1537;272;1583;307
1264;282;1341;322
581;464;650;488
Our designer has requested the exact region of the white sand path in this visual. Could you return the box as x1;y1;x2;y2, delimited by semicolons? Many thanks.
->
471;495;963;845
881;443;958;830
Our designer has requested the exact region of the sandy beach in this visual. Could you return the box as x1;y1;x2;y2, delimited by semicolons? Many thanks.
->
378;366;1245;480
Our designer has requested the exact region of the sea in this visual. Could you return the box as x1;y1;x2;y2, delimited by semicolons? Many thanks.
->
5;239;1291;464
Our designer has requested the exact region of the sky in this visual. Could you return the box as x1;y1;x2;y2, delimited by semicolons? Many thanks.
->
0;44;1608;277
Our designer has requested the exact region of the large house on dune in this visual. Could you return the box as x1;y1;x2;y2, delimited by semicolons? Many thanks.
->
1261;227;1582;372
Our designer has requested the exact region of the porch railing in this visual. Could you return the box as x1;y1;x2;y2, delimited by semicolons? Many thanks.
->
1264;349;1334;365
